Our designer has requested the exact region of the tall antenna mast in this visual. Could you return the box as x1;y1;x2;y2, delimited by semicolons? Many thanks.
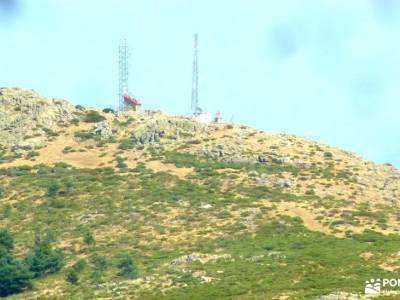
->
119;39;129;111
191;33;199;115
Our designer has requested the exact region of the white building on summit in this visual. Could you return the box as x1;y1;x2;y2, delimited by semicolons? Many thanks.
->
193;111;212;124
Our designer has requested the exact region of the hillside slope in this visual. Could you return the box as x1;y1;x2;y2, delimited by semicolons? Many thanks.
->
0;88;399;299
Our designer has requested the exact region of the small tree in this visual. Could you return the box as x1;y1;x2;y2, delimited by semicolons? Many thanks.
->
25;233;64;277
64;178;75;194
66;268;79;285
91;255;107;285
83;230;96;250
0;250;32;296
117;253;138;279
72;259;86;273
0;229;14;252
47;181;60;197
0;231;32;297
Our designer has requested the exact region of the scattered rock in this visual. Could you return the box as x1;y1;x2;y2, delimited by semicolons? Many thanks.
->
317;292;368;300
201;204;213;209
277;156;292;164
258;155;269;164
170;253;232;266
254;173;270;185
248;170;259;177
92;121;113;139
277;178;292;189
203;147;224;159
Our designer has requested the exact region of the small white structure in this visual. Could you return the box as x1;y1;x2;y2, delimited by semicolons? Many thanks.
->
194;112;212;124
213;111;223;123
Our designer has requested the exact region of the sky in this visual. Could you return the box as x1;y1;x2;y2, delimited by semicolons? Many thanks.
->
0;0;399;167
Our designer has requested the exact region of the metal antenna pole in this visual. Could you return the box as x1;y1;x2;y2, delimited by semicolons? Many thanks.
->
191;33;199;115
119;39;129;111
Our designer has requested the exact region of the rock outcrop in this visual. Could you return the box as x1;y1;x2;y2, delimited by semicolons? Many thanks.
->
0;88;78;149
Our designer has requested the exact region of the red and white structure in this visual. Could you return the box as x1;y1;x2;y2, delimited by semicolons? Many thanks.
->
123;94;142;111
119;40;143;111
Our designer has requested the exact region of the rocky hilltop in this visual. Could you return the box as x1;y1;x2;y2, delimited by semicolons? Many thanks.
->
1;88;398;211
0;88;78;149
0;88;400;300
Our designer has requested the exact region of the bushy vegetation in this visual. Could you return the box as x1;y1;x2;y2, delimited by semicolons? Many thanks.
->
115;156;128;169
119;138;135;150
74;130;95;140
91;255;108;285
25;232;65;277
163;151;300;177
42;127;59;137
0;232;32;297
0;229;65;297
102;108;115;114
83;110;106;123
83;229;96;250
117;253;138;279
66;268;79;285
0;155;398;299
26;151;40;158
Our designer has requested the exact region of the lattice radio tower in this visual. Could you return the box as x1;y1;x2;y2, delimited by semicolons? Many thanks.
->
119;39;130;111
191;33;200;115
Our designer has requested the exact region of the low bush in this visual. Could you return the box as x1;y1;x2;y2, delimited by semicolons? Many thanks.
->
83;110;106;123
119;139;135;150
27;151;40;158
66;268;79;285
103;108;115;113
47;181;61;197
74;130;95;140
117;253;138;279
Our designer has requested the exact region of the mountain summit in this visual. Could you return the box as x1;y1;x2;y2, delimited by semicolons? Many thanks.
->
0;88;399;299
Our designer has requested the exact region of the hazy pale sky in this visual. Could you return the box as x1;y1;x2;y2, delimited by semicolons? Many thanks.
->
0;0;399;167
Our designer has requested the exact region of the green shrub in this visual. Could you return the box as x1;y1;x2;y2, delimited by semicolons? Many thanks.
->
91;255;108;284
0;249;32;297
0;230;32;297
74;131;95;140
83;230;96;250
115;156;128;169
71;118;80;126
26;233;65;277
1;205;12;219
42;128;59;137
103;108;115;113
27;151;40;158
119;139;135;150
83;110;106;123
0;229;14;251
305;188;316;195
47;181;61;197
187;139;202;145
72;259;87;273
66;268;79;285
93;255;107;272
63;178;75;194
117;253;138;279
62;146;73;154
